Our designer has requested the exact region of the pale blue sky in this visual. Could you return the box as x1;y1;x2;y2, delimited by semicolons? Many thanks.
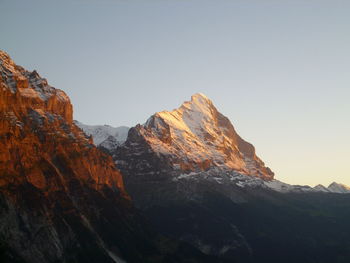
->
1;0;349;186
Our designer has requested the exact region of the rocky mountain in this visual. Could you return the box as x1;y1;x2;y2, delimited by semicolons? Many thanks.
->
79;93;273;179
0;51;222;263
139;93;273;178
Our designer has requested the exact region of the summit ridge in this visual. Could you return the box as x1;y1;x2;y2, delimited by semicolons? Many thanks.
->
139;93;274;179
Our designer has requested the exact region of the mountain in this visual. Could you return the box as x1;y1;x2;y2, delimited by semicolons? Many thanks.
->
111;93;276;202
134;93;273;178
314;184;331;192
0;51;125;194
91;93;350;263
74;121;129;151
0;51;222;263
327;182;350;193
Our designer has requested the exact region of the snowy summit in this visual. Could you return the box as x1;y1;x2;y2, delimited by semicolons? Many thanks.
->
138;93;274;179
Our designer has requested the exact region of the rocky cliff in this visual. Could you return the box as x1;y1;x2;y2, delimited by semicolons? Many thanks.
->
0;50;125;192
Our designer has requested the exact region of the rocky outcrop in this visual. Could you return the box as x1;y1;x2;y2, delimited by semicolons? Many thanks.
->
0;50;125;193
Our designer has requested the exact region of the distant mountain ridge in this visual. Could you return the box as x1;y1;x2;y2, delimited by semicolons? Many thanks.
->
327;182;350;193
75;121;129;151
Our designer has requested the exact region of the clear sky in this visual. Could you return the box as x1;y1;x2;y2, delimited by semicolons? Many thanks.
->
1;0;349;187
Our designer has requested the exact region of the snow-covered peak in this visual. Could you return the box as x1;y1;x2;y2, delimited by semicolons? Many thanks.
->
191;92;209;100
75;121;129;149
149;92;214;134
327;182;350;193
264;181;350;194
140;94;274;179
185;92;212;111
313;184;330;192
184;92;213;113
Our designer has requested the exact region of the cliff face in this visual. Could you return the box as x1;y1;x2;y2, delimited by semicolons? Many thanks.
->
0;51;124;193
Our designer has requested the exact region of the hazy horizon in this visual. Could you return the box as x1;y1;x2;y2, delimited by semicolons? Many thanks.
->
1;0;349;187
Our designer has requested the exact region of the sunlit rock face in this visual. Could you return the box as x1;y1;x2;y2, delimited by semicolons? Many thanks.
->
0;52;72;123
117;93;273;180
0;50;125;192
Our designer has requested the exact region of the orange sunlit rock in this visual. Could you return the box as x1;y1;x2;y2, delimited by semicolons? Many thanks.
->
0;50;127;197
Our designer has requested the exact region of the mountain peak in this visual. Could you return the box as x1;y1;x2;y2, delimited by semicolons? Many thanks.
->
178;93;213;116
0;51;126;192
0;50;11;60
139;94;274;179
0;50;17;72
190;92;211;103
328;182;350;193
0;50;73;123
75;120;129;147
